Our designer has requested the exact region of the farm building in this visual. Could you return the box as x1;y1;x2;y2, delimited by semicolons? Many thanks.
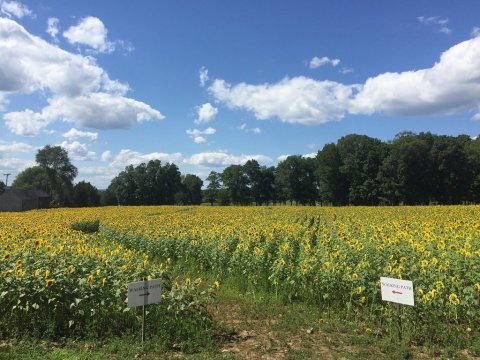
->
0;189;50;212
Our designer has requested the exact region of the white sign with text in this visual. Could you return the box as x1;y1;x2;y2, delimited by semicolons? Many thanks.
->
127;279;162;308
380;277;414;306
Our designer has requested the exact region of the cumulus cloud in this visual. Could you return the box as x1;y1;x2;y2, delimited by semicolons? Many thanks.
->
0;0;33;19
239;123;261;134
63;16;114;53
209;76;357;125
63;128;98;141
0;18;163;135
350;36;480;116
101;150;112;162
210;36;480;124
309;56;340;69
195;102;218;124
4;109;50;136
199;66;209;87
184;151;271;167
108;149;182;169
0;140;33;153
58;140;96;161
46;17;59;39
418;15;451;34
186;127;216;144
471;27;480;38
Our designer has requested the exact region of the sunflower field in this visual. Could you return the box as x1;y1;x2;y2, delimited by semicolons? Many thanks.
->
1;205;479;343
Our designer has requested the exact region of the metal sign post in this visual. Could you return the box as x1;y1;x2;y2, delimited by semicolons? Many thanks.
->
127;279;162;343
380;277;414;343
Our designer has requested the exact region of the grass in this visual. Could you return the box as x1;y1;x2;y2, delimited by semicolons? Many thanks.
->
2;260;479;359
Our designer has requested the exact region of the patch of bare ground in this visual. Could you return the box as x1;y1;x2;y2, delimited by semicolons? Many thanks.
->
209;300;381;360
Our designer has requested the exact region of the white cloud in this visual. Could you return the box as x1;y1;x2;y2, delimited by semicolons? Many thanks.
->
4;109;50;136
418;16;451;34
108;149;183;169
195;102;218;124
63;16;114;53
350;36;480;116
101;150;112;162
211;36;480;123
209;76;357;125
46;17;59;39
63;128;98;141
277;154;289;162
184;151;271;167
0;18;129;97
193;136;207;144
4;93;163;135
340;67;354;74
0;157;35;174
199;66;209;87
186;127;216;144
58;140;96;161
41;93;164;129
309;56;340;69
239;123;261;134
0;140;33;153
471;27;480;38
0;0;33;19
303;152;317;158
473;113;480;121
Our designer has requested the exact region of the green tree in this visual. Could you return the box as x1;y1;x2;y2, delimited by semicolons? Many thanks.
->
72;181;100;207
378;132;432;205
36;145;78;206
205;171;222;205
221;164;249;205
0;180;5;194
178;174;203;205
11;166;49;191
465;136;480;203
430;135;472;204
315;144;348;205
276;156;317;205
337;134;386;205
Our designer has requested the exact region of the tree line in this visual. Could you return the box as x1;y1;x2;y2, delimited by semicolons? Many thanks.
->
8;132;480;207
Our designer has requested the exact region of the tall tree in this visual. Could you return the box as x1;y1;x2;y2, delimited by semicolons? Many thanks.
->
72;181;100;207
379;132;432;205
178;174;203;205
243;159;263;204
221;164;250;205
466;136;480;203
276;156;317;205
11;166;49;191
0;180;5;194
430;135;472;204
337;134;386;205
205;171;222;205
315;144;348;205
35;146;78;206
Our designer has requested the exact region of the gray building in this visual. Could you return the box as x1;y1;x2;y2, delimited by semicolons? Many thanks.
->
0;189;50;212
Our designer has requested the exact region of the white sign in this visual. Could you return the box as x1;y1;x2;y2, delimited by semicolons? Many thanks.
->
380;277;414;306
127;279;162;308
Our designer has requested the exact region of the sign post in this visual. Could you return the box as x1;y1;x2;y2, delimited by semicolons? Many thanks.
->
127;278;162;343
380;277;414;342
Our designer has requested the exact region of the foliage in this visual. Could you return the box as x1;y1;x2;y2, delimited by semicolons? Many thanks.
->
72;181;100;207
0;209;218;346
86;205;480;346
0;180;5;194
70;219;100;233
36;145;78;207
11;166;49;192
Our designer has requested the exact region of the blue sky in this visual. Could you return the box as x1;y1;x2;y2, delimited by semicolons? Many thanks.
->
1;0;479;188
